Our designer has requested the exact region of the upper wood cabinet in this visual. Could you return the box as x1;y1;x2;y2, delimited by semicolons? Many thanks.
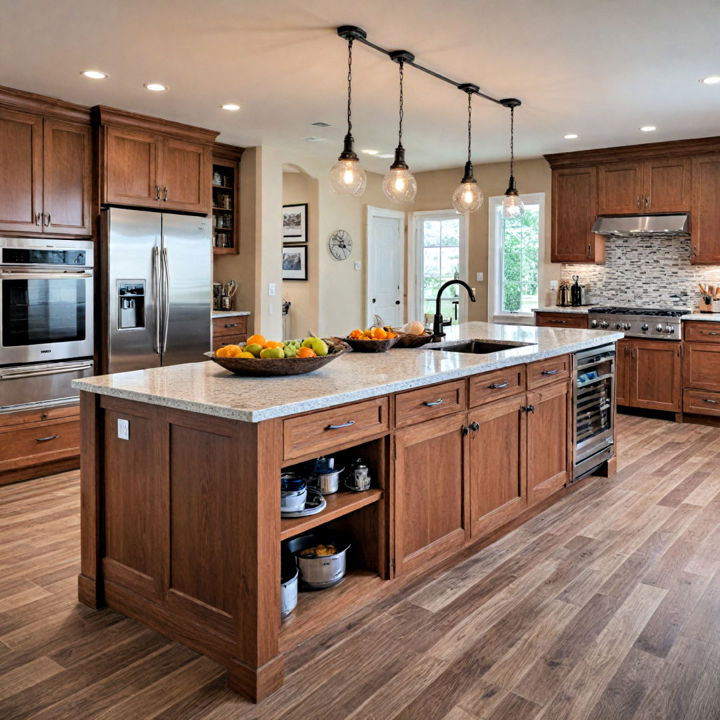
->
551;167;603;263
598;158;691;214
97;107;218;215
0;108;91;236
691;155;720;264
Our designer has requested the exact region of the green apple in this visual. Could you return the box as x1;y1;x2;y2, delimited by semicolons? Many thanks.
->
306;338;328;357
260;347;285;359
245;343;264;357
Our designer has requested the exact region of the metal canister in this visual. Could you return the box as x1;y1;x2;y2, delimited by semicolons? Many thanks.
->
346;461;371;492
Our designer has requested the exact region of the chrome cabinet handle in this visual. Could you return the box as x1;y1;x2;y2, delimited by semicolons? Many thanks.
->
704;398;719;405
644;196;650;208
587;242;592;257
154;185;161;201
224;322;239;329
550;319;568;324
489;381;509;389
163;186;168;202
423;399;444;407
541;369;560;376
325;421;355;430
469;421;480;432
692;246;698;257
636;196;641;209
705;331;720;336
34;212;42;226
43;212;51;226
35;435;59;443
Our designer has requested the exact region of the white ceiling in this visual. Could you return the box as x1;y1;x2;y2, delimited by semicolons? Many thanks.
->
2;0;719;172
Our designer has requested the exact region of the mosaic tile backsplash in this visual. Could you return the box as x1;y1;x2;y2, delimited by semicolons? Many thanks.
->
562;236;720;309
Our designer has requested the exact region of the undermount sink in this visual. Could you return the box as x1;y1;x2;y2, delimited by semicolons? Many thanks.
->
428;339;536;355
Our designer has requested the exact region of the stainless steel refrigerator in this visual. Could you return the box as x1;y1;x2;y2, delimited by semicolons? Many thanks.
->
102;208;211;374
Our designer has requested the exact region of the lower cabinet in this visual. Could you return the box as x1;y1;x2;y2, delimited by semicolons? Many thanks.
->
467;394;526;538
394;411;468;575
527;381;571;506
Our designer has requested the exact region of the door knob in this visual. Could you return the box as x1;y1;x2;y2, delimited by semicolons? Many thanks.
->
395;300;400;305
372;298;376;303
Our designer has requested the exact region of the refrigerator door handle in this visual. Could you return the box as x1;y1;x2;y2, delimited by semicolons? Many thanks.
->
161;247;170;353
152;246;161;354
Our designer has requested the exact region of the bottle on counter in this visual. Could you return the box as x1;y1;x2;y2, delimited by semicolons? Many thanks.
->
558;280;570;307
571;276;582;306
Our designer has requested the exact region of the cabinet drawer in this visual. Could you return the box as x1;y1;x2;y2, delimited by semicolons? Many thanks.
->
469;366;526;407
0;417;80;472
684;389;720;417
527;355;571;390
212;333;247;351
534;312;588;329
283;397;388;461
0;403;79;429
212;316;248;337
395;380;467;428
684;321;720;343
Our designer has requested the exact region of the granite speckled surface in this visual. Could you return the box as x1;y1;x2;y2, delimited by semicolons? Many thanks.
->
533;306;592;314
73;322;623;423
683;314;720;322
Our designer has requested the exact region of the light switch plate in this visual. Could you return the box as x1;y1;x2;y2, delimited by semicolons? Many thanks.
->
550;280;559;291
268;283;277;297
117;418;130;441
476;272;484;282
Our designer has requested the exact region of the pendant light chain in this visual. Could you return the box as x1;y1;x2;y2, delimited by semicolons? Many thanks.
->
398;59;405;148
346;37;354;134
466;93;472;164
509;105;515;177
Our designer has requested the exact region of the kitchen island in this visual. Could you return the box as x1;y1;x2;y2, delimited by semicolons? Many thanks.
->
73;322;622;701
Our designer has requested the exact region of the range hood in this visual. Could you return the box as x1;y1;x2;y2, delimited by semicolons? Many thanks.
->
591;214;690;238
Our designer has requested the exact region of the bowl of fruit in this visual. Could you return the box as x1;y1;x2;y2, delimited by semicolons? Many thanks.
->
393;321;435;348
206;334;346;376
345;326;400;353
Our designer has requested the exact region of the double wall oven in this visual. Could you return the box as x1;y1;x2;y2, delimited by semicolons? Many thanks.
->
0;238;94;410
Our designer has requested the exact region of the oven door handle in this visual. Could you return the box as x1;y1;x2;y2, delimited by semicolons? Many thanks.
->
0;361;94;381
0;271;93;280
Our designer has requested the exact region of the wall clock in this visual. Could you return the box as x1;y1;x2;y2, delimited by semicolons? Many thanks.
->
328;229;352;261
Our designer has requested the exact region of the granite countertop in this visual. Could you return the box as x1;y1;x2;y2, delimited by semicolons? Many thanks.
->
533;306;592;314
73;322;623;423
683;313;720;322
212;310;251;318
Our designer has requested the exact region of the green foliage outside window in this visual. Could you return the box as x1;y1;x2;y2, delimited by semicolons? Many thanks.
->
500;205;539;313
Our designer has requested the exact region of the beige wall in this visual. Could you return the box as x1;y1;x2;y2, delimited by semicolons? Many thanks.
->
411;157;559;322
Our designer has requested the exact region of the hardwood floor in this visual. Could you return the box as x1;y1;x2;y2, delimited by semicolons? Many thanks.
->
2;414;720;719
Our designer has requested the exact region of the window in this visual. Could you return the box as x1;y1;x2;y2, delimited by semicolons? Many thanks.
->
488;193;544;320
414;211;468;323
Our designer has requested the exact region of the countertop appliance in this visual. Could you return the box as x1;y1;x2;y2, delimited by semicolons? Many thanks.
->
573;344;615;480
102;208;211;373
588;306;689;340
0;238;94;366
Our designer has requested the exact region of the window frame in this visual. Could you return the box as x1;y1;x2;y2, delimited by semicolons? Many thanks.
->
487;192;545;325
410;209;469;325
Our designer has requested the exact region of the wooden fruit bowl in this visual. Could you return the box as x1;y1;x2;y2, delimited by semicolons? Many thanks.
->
205;340;346;377
393;330;434;348
344;336;400;353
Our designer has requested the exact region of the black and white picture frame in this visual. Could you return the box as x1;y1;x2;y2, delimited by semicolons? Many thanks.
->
282;244;308;281
282;203;308;243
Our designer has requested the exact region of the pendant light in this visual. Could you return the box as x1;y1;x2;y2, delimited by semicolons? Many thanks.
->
501;99;524;218
329;34;367;196
452;84;483;214
382;52;417;204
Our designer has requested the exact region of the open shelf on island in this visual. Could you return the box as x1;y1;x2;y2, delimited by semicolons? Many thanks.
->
280;488;383;541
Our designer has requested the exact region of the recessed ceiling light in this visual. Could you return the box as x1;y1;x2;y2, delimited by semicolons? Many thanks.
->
221;103;240;111
311;121;331;127
361;149;379;155
640;125;656;132
702;76;720;85
563;133;578;140
377;153;394;159
81;70;108;80
144;82;168;92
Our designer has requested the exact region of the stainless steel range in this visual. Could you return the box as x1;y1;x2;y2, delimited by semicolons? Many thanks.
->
588;306;689;340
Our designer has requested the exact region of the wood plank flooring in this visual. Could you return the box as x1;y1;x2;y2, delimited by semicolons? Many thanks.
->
2;414;720;719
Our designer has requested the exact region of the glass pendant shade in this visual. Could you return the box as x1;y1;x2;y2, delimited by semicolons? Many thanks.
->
330;154;367;196
383;146;416;204
502;175;524;218
452;161;483;214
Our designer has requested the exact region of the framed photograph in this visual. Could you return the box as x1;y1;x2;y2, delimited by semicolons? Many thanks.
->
282;244;308;281
282;203;308;243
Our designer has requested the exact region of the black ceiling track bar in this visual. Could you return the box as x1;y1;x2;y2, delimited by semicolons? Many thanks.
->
336;25;521;109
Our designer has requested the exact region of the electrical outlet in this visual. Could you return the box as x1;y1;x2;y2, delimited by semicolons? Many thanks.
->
550;280;559;291
268;283;277;297
117;418;130;441
354;261;362;271
476;272;484;282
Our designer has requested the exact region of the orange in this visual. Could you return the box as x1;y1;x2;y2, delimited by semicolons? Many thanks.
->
263;340;283;349
370;327;387;340
223;345;244;358
349;329;363;339
215;346;228;358
297;347;317;358
246;334;266;347
386;331;397;339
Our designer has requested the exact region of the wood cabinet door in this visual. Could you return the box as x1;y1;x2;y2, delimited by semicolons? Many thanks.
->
104;126;160;208
42;119;92;235
644;158;691;212
159;138;211;213
0;107;43;233
684;343;720;392
630;340;682;412
527;381;570;506
394;412;468;575
551;167;599;263
598;162;644;214
467;395;527;539
615;339;632;406
691;155;720;264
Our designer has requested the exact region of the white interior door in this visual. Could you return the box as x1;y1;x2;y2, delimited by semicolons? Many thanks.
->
366;206;405;327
